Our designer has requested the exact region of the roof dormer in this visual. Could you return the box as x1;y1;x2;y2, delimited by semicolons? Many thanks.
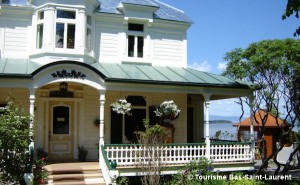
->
118;0;159;26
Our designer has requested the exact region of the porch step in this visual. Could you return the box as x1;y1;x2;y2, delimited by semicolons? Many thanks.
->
45;162;105;185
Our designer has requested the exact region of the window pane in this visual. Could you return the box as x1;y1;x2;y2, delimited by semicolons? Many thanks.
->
138;36;144;58
86;28;91;50
67;24;75;49
37;24;43;49
38;11;44;20
53;106;69;135
128;35;134;57
56;23;64;48
87;15;92;25
57;10;76;19
128;23;144;32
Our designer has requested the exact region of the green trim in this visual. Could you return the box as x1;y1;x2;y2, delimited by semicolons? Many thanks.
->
100;145;113;170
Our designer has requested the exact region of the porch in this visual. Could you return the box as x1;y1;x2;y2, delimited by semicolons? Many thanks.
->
99;142;255;183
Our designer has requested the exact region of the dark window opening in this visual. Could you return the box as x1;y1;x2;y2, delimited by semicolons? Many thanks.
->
53;106;69;135
137;36;144;58
50;91;74;98
67;24;75;49
128;23;144;32
37;24;43;49
57;10;76;19
126;96;146;106
125;109;146;143
128;35;134;57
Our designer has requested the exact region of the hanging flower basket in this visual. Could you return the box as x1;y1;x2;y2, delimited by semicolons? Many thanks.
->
154;100;180;121
111;99;132;115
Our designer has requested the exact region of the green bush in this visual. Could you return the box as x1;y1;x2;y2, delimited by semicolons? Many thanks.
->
0;100;32;183
164;157;227;185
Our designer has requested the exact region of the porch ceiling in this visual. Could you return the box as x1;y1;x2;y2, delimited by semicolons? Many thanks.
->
0;58;252;90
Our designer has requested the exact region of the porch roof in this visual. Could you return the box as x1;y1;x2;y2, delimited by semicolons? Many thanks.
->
0;59;252;89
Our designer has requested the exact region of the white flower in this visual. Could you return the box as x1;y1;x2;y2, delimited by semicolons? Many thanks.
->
111;99;131;115
154;100;180;119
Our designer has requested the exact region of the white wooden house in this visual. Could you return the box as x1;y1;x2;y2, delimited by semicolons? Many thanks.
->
0;0;255;183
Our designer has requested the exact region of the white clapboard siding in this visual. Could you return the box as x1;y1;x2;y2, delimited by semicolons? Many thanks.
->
152;32;185;66
97;26;120;61
3;21;28;54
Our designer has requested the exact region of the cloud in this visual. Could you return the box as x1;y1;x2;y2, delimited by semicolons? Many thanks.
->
217;62;227;72
188;61;211;72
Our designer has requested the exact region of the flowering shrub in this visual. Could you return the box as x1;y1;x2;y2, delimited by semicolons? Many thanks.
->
111;99;131;115
154;100;180;119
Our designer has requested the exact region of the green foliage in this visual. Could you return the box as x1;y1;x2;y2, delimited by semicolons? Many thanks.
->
282;0;300;36
223;38;300;174
223;39;300;124
163;157;227;185
116;176;129;185
0;100;32;183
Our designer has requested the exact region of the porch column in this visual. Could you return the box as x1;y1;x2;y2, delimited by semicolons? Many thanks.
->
29;89;36;145
204;94;211;159
99;91;106;146
249;95;255;163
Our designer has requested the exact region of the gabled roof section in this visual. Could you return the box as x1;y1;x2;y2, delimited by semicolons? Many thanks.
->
98;0;192;23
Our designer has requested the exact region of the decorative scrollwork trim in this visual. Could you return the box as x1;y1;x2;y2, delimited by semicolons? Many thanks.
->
51;69;86;80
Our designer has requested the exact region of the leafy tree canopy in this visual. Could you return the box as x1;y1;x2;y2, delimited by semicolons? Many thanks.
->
283;0;300;36
223;38;300;175
0;99;32;183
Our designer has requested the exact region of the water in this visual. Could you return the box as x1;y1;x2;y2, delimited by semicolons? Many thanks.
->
207;122;238;140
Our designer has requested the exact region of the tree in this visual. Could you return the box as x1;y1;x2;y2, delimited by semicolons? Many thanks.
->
0;98;32;184
137;120;164;185
283;0;300;36
223;39;300;175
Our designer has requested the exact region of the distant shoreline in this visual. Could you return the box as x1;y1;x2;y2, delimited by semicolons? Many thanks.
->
207;120;233;124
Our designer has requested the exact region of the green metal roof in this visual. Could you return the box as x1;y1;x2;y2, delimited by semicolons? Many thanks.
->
0;59;250;88
91;63;250;88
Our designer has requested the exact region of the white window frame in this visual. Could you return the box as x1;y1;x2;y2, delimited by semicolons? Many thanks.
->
85;14;92;51
127;23;145;59
36;10;44;49
55;8;77;50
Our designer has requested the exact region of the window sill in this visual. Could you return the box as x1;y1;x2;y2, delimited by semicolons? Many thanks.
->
122;57;151;65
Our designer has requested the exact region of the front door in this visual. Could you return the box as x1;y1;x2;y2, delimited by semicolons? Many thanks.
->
48;101;74;160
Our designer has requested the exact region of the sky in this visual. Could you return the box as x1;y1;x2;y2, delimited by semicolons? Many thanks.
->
161;0;299;119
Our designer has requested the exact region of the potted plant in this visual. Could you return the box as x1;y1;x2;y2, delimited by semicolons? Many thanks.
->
111;99;131;115
78;146;88;162
94;118;100;127
35;158;46;170
35;170;48;184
